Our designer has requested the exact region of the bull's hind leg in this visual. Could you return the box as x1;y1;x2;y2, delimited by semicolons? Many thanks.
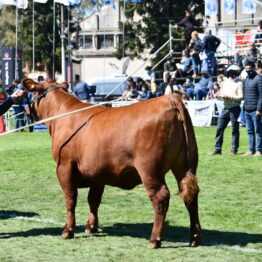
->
85;185;105;233
143;178;170;249
57;163;78;239
172;166;201;247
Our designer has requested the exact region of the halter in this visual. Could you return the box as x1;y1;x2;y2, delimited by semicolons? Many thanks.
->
32;86;64;103
29;86;67;120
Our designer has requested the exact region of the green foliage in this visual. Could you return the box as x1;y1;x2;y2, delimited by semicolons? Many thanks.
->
116;0;204;63
0;127;261;261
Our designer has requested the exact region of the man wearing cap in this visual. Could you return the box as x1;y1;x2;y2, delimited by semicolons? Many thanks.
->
209;65;243;155
242;61;262;156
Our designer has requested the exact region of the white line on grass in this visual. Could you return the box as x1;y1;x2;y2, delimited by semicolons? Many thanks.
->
220;244;262;254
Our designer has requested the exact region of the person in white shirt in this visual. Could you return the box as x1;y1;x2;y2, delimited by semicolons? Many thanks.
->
209;65;243;155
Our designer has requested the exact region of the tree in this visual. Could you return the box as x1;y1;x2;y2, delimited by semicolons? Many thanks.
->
115;0;204;64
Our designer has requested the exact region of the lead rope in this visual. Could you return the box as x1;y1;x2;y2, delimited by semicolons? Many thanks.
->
0;98;121;137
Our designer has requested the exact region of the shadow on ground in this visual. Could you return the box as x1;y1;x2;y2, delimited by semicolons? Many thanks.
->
0;219;261;248
0;210;39;220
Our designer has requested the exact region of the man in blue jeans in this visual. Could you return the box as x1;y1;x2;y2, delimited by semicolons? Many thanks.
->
209;65;243;155
242;61;262;156
201;29;221;76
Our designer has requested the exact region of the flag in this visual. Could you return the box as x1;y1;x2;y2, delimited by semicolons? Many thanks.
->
124;0;141;2
34;0;48;3
69;0;81;6
104;0;115;9
242;0;256;14
205;0;218;16
224;0;235;14
54;0;69;6
17;0;28;8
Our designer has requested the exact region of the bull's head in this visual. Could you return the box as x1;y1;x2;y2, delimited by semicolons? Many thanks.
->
22;78;69;121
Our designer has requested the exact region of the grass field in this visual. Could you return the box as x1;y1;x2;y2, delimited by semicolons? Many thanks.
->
0;127;261;262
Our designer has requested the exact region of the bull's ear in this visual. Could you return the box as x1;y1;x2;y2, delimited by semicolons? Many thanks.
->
22;78;42;92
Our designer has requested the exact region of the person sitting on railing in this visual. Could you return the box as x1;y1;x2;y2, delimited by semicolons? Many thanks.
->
174;10;198;48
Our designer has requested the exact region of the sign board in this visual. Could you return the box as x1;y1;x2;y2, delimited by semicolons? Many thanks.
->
1;48;22;91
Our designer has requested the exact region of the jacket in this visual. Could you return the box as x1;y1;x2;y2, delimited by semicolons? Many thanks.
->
243;73;262;112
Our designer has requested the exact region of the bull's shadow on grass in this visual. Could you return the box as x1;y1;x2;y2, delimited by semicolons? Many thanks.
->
101;222;262;247
0;210;39;220
0;221;261;248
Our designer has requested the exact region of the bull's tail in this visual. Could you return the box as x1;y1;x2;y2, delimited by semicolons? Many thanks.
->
171;94;199;203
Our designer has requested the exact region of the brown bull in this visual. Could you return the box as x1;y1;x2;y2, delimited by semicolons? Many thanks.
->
22;78;201;248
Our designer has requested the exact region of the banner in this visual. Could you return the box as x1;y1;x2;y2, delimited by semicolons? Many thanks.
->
242;0;256;14
205;0;218;16
186;101;214;127
224;0;235;14
1;48;22;91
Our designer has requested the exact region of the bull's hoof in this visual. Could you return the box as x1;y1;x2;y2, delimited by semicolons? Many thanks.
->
85;224;98;234
61;228;74;239
189;234;201;247
148;239;161;249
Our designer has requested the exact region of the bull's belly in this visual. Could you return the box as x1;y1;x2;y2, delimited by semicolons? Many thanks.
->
77;167;142;190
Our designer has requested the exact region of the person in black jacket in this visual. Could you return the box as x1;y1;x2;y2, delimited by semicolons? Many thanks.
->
242;61;262;156
175;10;198;48
201;29;221;76
0;90;26;116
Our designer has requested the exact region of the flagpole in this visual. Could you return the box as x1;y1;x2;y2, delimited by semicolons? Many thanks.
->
122;0;126;58
52;0;56;80
61;4;65;81
32;0;35;73
15;3;18;80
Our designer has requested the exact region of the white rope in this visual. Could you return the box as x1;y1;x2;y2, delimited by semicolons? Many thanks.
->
0;99;120;137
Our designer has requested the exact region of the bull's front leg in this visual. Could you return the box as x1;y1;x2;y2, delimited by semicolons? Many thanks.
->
85;185;105;233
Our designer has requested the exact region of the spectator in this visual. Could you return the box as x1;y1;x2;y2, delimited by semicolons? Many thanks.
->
164;79;179;95
137;84;154;101
209;65;243;155
247;43;261;60
194;72;213;100
201;29;221;76
163;56;177;83
242;61;262;156
73;80;90;102
37;75;44;83
143;66;156;83
233;51;244;69
254;20;262;47
128;82;139;99
0;90;25;116
176;49;192;76
189;31;202;77
182;77;195;100
135;77;145;91
175;10;198;47
12;80;26;130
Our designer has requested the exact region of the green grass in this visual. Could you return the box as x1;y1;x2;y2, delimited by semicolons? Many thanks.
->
0;127;261;262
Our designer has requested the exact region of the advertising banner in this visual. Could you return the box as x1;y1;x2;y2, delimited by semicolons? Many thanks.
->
1;48;22;91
